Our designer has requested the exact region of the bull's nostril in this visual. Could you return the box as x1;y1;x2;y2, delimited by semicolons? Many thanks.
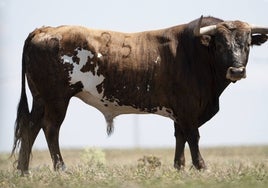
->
230;68;236;74
226;66;246;81
230;67;245;74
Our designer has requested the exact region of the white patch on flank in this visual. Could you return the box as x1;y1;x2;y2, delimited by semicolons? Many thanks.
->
97;53;103;58
61;48;104;98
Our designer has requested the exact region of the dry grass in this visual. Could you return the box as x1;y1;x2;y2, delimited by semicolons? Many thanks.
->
1;146;268;188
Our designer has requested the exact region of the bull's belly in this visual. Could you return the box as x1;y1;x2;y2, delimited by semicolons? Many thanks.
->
61;47;175;121
75;91;175;121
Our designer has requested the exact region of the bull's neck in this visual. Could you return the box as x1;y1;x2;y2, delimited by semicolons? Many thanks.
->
175;30;231;99
209;53;231;97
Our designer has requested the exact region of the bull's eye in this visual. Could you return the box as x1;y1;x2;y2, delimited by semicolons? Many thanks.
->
216;43;225;51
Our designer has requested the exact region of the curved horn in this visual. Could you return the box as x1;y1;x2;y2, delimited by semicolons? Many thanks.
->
194;15;217;36
200;25;217;35
250;25;268;34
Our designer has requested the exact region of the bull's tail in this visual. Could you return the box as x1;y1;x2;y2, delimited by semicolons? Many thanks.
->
105;115;114;136
11;52;30;156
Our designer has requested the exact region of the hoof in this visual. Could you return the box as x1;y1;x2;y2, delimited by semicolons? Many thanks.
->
19;170;31;177
55;162;67;172
174;161;185;170
193;160;206;170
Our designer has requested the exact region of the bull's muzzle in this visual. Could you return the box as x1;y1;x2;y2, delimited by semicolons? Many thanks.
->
226;66;246;82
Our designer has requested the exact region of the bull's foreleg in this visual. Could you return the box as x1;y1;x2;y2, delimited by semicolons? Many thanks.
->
173;123;186;170
185;129;206;170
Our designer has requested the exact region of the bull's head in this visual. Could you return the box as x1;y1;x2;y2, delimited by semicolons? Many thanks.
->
194;16;268;82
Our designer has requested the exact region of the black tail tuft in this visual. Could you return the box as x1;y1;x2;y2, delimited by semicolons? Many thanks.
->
11;53;30;156
105;115;114;136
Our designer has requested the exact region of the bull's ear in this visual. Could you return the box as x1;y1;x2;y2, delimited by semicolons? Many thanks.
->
200;35;211;46
251;34;268;46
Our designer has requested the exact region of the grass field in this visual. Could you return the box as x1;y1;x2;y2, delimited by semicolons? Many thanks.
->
1;146;268;188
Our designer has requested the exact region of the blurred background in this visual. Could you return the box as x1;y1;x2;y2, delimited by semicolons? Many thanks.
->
0;0;268;153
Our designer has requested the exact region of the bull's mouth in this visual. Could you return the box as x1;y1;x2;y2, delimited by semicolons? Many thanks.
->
226;66;246;82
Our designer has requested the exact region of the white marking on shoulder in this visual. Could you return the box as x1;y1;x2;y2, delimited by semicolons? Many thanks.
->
97;53;103;58
154;56;161;64
61;48;104;98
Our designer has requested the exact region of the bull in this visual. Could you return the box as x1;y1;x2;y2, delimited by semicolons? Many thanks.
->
12;16;268;174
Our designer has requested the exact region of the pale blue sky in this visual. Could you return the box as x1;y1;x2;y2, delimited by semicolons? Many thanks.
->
0;0;268;152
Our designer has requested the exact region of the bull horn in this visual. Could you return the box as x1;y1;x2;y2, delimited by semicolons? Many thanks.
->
194;15;217;36
250;25;268;34
200;25;217;35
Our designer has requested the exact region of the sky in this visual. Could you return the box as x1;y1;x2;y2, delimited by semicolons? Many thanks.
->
0;0;268;153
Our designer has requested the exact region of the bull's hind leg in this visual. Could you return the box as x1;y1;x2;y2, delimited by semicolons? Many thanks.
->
42;99;69;171
17;97;44;174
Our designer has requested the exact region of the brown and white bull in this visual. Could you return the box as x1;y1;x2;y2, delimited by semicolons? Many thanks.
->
12;16;268;174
